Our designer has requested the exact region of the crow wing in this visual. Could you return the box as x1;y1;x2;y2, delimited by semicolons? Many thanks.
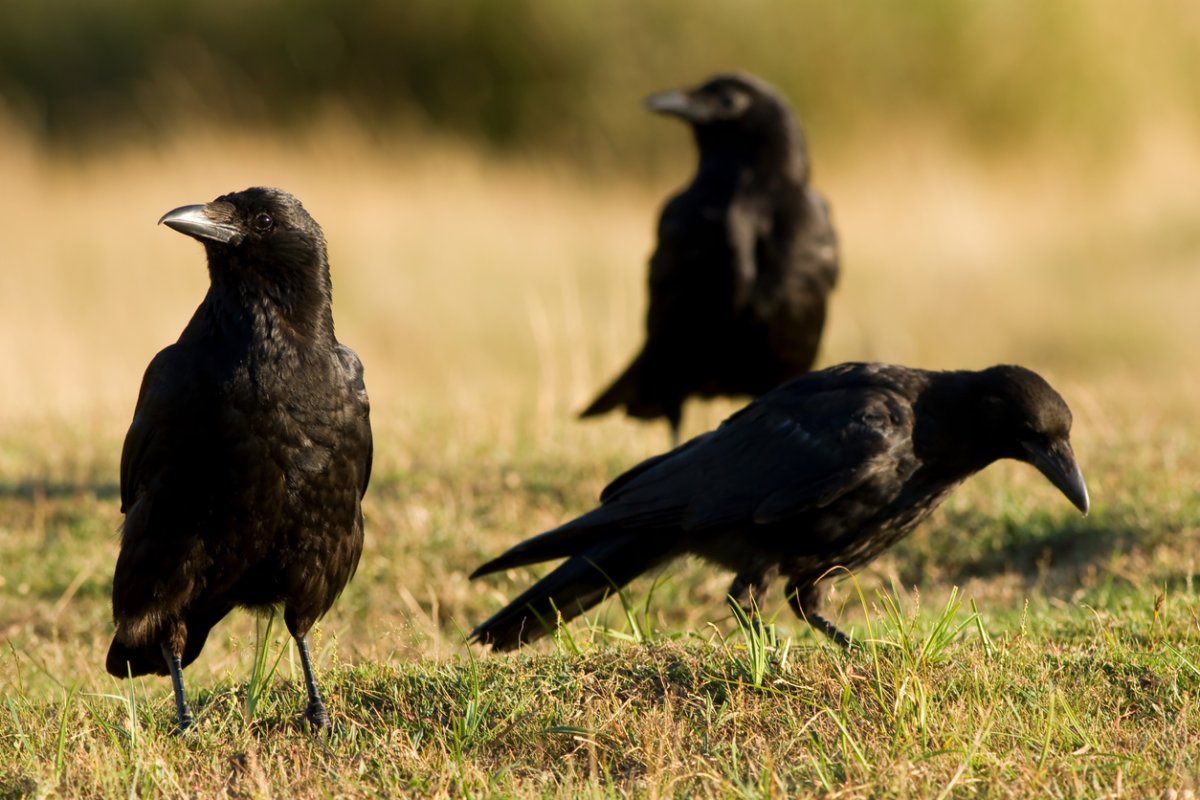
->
476;366;913;576
119;342;222;516
645;188;743;342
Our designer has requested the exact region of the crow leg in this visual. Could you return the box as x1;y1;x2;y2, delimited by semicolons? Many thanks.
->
160;644;194;732
786;581;851;648
727;565;779;623
295;634;330;731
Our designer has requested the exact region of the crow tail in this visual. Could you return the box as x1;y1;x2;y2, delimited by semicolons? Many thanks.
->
470;537;676;650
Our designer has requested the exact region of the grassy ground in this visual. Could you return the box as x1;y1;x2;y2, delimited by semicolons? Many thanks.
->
1;120;1199;797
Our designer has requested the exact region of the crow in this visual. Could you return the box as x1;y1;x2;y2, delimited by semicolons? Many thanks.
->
106;188;372;732
473;363;1088;650
581;72;839;445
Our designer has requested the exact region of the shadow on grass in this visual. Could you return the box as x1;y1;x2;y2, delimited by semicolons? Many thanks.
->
0;480;119;502
895;503;1186;592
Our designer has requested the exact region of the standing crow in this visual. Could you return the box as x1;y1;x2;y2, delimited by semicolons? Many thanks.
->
581;72;839;445
106;188;373;731
473;363;1088;649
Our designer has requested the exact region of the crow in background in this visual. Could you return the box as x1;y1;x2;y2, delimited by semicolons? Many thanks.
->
106;188;373;731
581;72;839;445
474;363;1089;650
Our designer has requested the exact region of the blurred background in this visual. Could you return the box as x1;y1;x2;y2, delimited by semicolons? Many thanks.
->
2;0;1199;440
1;1;1199;668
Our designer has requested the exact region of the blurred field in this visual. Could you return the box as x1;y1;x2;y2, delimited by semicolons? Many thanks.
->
4;115;1200;427
7;1;1200;172
1;112;1200;795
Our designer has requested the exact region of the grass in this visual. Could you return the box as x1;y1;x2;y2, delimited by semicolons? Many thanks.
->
1;119;1200;796
3;595;1198;796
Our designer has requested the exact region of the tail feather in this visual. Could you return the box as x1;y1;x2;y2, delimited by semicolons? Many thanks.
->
581;350;681;424
470;510;631;579
106;639;169;678
470;537;677;650
105;609;224;678
580;362;639;419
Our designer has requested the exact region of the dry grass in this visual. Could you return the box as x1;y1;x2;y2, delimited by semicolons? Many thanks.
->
1;118;1199;797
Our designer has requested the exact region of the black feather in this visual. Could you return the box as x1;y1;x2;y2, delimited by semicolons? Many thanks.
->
478;362;1088;649
107;188;372;730
581;72;839;441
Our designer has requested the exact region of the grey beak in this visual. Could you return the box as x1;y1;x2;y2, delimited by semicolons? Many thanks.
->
159;204;242;245
644;89;700;120
1023;440;1090;515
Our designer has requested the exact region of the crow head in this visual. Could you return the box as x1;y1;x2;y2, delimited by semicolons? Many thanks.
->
160;187;333;334
646;73;805;176
975;365;1090;514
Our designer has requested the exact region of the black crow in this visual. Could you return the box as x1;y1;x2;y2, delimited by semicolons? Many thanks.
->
581;72;839;445
474;363;1088;650
106;188;372;731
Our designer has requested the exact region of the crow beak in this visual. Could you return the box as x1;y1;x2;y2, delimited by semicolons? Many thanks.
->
159;204;243;246
645;89;706;121
1022;439;1090;515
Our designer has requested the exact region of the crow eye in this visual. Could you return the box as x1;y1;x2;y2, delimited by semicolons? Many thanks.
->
717;90;749;116
253;212;273;231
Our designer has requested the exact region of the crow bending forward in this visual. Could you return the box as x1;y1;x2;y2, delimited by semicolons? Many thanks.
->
475;363;1088;650
581;73;839;444
106;188;372;731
